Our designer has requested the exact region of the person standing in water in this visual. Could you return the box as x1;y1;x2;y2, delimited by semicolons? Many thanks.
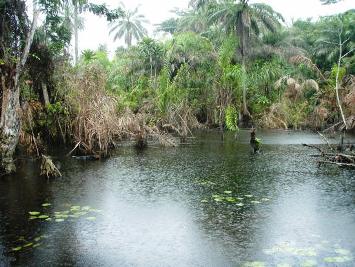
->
250;128;260;153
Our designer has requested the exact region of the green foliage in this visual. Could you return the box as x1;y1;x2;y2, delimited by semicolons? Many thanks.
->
218;34;238;68
330;64;346;84
39;102;70;139
109;4;148;46
225;106;239;131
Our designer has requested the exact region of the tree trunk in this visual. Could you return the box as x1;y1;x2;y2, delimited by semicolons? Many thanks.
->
335;28;348;130
42;82;50;106
150;55;153;79
237;14;251;126
74;1;79;64
0;79;21;173
0;2;39;174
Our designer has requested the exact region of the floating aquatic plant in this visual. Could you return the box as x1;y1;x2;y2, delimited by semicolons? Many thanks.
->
42;203;51;207
250;200;261;204
226;197;236;202
29;211;40;216
324;256;353;263
335;248;351;255
23;243;33;248
263;243;317;257
300;259;317;267
224;190;232;194
236;203;244;207
242;261;265;267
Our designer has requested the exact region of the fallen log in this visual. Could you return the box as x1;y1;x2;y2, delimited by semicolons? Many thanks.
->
318;160;355;168
302;144;325;154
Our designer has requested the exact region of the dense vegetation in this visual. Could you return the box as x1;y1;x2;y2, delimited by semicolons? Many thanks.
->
0;0;354;174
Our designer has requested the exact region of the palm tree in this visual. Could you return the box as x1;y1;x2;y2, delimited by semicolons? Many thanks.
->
63;0;86;64
189;0;216;10
210;0;284;124
109;4;148;47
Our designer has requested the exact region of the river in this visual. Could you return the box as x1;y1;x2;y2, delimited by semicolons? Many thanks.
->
0;130;354;266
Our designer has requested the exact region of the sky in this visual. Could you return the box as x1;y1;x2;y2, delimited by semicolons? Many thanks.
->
74;0;354;57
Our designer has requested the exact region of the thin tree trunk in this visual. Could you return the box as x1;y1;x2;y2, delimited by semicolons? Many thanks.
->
238;16;250;121
0;2;39;174
74;1;79;64
335;28;348;130
241;59;248;115
42;82;50;106
150;55;153;79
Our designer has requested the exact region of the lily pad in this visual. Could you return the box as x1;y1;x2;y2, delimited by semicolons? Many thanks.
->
224;190;232;194
12;246;22;252
55;214;68;219
212;194;220;198
242;261;265;267
236;197;244;200
214;198;223;202
74;211;87;216
29;216;38;220
45;218;52;221
324;256;353;263
55;218;65;222
29;211;40;216
226;197;236;202
264;243;317;257
236;203;244;207
301;259;317;267
41;203;51;207
23;243;33;248
251;200;261;204
335;248;351;255
38;215;49;219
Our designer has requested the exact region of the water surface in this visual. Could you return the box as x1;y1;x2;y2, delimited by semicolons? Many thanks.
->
0;130;354;266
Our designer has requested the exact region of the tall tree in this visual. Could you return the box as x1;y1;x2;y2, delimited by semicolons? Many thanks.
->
72;0;86;64
0;0;40;173
189;0;216;10
109;4;148;47
210;0;284;125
